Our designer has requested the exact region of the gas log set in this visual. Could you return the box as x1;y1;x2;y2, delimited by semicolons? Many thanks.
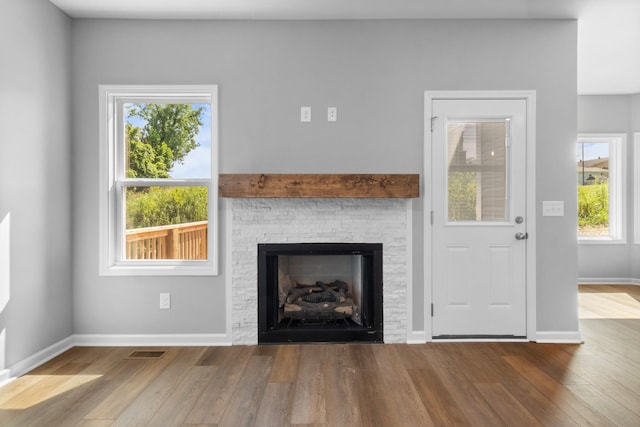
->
282;279;362;326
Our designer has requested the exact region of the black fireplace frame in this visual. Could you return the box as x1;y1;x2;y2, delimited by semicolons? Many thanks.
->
258;243;383;344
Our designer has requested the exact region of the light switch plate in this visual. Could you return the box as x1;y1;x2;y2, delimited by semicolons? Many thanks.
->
542;201;564;216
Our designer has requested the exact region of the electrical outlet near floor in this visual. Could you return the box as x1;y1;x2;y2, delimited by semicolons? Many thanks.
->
159;293;171;309
300;106;311;122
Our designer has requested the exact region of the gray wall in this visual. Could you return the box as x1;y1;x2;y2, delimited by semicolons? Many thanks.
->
633;94;640;130
72;19;579;336
0;0;73;369
577;95;639;281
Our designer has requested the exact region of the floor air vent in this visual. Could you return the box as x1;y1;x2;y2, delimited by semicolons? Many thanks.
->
127;350;166;359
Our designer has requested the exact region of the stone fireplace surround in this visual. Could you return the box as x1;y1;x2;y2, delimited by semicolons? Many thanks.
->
229;197;411;345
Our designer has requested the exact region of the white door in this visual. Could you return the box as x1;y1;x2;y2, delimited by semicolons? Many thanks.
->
431;98;528;338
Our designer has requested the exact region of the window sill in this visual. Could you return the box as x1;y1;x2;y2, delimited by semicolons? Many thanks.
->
100;262;218;277
578;237;627;245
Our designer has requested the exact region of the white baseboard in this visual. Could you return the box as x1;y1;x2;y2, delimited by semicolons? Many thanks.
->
432;338;530;343
535;331;583;344
406;331;427;344
578;277;640;285
0;369;12;388
73;333;232;347
8;336;75;378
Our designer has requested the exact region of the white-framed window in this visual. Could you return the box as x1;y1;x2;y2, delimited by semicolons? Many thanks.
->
99;85;219;275
577;133;626;244
635;132;640;244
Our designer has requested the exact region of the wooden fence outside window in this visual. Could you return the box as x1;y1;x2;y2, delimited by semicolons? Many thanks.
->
125;221;208;260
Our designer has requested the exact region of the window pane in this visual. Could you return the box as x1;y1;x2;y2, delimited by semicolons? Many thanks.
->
447;121;508;222
577;142;609;237
125;103;211;179
124;186;208;260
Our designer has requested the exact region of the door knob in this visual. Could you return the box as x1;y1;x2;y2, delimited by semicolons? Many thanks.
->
515;232;528;240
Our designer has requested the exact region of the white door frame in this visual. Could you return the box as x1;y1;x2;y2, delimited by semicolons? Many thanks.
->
423;90;537;341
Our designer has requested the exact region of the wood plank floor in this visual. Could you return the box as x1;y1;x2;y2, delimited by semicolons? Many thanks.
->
1;285;639;426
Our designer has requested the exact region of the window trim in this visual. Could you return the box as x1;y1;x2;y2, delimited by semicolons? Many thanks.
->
635;132;640;244
99;84;219;276
577;133;626;244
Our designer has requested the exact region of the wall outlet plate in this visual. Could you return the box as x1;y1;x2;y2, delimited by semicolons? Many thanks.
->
300;106;311;122
159;293;171;309
328;107;337;122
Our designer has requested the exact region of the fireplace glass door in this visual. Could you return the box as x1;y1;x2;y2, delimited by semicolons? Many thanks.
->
258;243;383;343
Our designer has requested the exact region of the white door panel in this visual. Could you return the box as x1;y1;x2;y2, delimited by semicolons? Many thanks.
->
432;99;527;337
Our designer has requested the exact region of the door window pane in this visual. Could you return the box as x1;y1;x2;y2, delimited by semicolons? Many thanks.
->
447;121;508;222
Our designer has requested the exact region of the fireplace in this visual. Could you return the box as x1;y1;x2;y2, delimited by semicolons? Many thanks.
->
258;243;383;343
231;197;409;345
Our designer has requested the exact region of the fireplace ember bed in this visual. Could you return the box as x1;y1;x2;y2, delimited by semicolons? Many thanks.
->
258;243;383;344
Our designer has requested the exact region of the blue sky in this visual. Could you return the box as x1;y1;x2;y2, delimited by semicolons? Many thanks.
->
125;103;212;179
171;104;211;179
577;142;609;162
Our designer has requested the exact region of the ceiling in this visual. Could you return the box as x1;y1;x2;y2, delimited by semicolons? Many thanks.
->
49;0;640;95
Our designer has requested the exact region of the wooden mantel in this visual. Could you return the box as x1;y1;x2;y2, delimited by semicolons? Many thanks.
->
219;174;419;198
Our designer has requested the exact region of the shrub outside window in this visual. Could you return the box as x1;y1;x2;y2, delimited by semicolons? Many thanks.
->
577;134;626;243
99;85;219;275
